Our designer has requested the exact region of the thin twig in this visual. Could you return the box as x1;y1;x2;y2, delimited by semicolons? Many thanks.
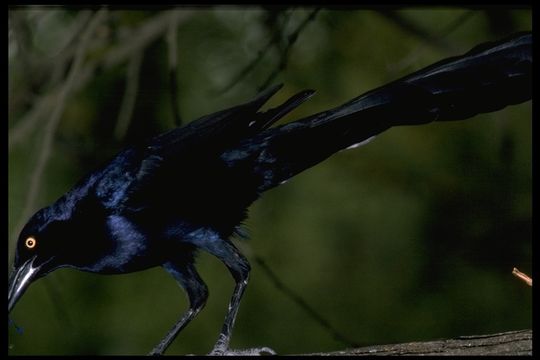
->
103;10;191;70
512;268;532;287
45;10;94;89
387;11;476;75
9;92;55;151
114;51;143;141
254;255;359;348
9;10;194;151
9;62;98;152
9;11;93;151
377;10;455;53
258;7;320;91
10;8;109;252
167;9;182;126
217;9;292;95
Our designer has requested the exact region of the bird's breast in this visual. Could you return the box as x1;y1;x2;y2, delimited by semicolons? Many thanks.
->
84;215;160;274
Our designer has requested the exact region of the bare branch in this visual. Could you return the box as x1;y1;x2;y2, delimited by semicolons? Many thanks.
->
9;10;194;151
44;10;94;89
103;10;192;70
387;11;476;76
254;255;358;348
167;10;182;126
301;329;531;356
217;9;292;94
377;10;457;53
10;8;109;251
9;61;97;152
114;51;143;141
512;267;532;286
9;92;54;151
258;7;320;91
8;11;93;149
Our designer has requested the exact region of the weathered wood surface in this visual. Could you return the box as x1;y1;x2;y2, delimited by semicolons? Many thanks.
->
298;329;531;356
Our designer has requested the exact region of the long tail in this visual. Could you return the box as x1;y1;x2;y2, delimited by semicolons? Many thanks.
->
221;32;532;193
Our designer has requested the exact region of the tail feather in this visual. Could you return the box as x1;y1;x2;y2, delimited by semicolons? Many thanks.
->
221;32;532;193
257;89;316;129
318;31;531;127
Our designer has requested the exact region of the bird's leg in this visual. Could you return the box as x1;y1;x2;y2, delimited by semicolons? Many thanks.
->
149;261;208;356
200;239;276;356
211;271;247;354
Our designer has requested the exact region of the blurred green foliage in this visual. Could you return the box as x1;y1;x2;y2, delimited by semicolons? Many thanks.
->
8;6;531;355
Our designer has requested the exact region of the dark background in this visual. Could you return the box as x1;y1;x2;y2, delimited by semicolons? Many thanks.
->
8;7;531;355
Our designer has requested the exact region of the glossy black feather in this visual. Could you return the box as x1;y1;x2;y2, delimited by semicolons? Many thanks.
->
9;32;532;355
13;31;531;274
222;32;532;193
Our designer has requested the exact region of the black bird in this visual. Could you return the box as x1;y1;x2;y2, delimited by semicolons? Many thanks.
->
8;32;531;355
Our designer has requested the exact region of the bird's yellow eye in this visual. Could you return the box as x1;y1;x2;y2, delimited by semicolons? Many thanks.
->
25;237;37;249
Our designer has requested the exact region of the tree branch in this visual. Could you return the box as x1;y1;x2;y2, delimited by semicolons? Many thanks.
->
114;50;143;141
217;8;291;95
258;7;320;91
103;9;192;70
386;11;476;76
377;10;457;53
254;255;358;348
167;10;182;126
300;329;531;356
9;8;108;252
9;9;194;151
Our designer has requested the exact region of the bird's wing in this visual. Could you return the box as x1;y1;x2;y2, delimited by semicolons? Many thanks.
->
144;85;314;157
91;86;314;214
93;32;530;222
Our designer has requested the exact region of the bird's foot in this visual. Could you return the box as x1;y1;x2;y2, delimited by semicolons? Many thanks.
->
148;349;163;356
208;346;276;356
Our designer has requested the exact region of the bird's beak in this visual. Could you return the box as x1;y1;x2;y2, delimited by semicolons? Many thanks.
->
8;257;41;313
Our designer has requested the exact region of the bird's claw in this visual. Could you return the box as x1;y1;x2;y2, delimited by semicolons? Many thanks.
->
147;349;163;356
208;346;277;356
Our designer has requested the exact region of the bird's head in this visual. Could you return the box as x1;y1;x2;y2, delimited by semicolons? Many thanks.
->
8;208;73;313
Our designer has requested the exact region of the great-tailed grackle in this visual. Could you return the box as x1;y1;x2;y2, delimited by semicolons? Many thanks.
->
8;32;531;355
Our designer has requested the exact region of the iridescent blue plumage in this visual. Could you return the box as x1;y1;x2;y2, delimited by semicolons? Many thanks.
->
8;32;531;355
